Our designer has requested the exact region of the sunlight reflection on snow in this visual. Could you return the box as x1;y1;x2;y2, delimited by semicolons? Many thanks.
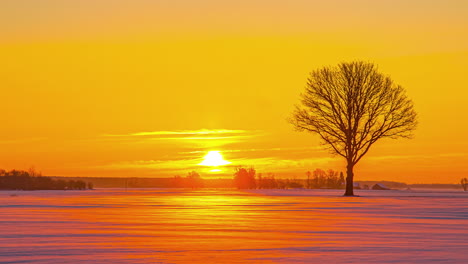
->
0;189;467;263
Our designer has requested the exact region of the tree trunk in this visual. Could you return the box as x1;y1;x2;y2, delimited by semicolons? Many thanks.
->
344;163;354;196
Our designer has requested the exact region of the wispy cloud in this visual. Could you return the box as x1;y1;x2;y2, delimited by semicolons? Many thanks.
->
98;155;341;177
104;129;251;138
130;129;248;136
438;153;468;158
102;159;197;170
98;158;212;176
100;129;260;148
367;152;468;161
367;154;431;161
95;131;341;176
179;146;326;155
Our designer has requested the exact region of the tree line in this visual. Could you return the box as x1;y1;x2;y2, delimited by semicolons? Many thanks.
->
173;171;204;189
233;167;345;189
305;169;345;189
0;169;93;190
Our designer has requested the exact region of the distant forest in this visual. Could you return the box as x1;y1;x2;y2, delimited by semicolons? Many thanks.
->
2;168;464;191
48;175;463;190
233;167;345;189
0;169;93;190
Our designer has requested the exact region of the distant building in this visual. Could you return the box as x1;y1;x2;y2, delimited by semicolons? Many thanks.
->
353;182;361;189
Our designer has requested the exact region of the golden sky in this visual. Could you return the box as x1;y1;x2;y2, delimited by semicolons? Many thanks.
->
1;0;468;183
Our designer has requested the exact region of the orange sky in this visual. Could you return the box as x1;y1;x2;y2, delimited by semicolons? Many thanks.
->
1;0;468;183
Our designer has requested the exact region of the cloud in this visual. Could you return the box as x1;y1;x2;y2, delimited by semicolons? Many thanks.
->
438;153;468;158
130;129;248;136
179;146;327;157
104;129;252;138
104;159;194;169
101;129;259;147
367;152;468;161
98;155;341;177
367;154;431;161
97;158;201;175
94;131;341;176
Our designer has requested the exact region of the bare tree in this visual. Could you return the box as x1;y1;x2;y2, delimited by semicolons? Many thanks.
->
290;61;417;196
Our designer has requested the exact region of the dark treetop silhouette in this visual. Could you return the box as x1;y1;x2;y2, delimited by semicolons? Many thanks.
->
291;61;417;196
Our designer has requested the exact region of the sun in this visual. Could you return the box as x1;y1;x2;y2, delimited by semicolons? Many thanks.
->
199;151;230;166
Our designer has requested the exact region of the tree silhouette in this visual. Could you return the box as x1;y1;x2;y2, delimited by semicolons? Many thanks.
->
291;61;417;196
0;169;92;190
234;167;256;189
306;171;311;189
312;168;326;188
186;171;204;189
461;178;468;191
257;173;278;189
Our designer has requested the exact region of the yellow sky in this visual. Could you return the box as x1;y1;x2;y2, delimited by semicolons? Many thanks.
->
1;0;468;183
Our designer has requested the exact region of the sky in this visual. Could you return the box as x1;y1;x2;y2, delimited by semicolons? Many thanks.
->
1;0;468;183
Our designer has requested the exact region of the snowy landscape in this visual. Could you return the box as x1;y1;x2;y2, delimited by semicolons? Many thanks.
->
1;189;467;263
2;1;468;263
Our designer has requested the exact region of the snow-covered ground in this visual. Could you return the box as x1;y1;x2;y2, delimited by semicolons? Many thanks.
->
1;188;467;263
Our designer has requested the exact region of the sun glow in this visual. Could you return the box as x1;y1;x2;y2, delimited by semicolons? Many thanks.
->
199;151;230;166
